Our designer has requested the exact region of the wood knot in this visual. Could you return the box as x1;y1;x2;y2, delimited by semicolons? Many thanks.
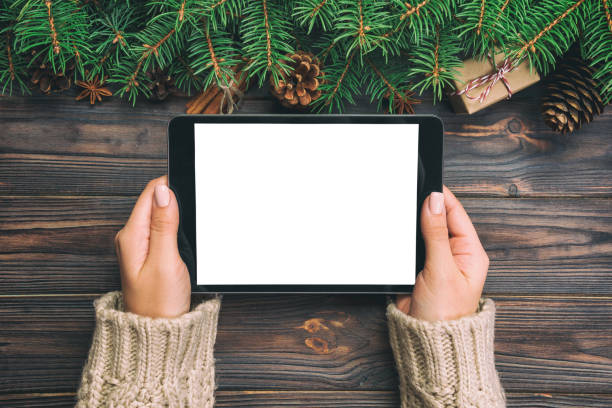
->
507;118;522;134
296;318;329;333
305;337;330;354
297;313;352;354
508;183;519;197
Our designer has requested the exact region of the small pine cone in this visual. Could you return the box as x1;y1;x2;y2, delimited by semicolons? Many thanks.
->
270;51;323;109
542;54;605;134
30;62;74;94
146;67;177;101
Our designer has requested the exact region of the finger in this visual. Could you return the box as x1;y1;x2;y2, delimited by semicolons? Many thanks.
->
442;186;481;247
146;183;180;269
420;192;454;273
395;294;411;315
116;177;167;277
124;175;168;233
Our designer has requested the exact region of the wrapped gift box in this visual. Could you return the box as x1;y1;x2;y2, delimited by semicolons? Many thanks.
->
449;52;540;114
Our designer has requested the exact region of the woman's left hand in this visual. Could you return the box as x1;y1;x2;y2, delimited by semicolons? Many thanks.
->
114;176;191;318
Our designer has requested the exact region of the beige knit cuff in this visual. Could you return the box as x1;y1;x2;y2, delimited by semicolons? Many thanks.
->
386;298;505;408
76;291;221;407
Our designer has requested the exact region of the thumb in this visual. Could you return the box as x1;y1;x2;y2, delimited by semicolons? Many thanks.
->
148;183;180;265
420;192;453;274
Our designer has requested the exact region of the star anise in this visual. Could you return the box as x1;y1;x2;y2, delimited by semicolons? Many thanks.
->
75;75;112;105
385;88;420;114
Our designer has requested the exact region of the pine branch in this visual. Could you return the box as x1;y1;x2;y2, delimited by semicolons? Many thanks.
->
604;0;612;30
1;0;609;110
187;18;241;91
293;0;338;33
169;54;203;93
365;56;420;113
408;23;462;102
0;1;28;94
315;33;342;63
455;0;520;57
508;0;589;75
13;0;92;76
1;28;29;95
314;45;361;112
88;5;133;79
581;0;612;104
335;0;392;57
110;6;185;104
241;0;293;85
208;0;245;30
391;0;454;44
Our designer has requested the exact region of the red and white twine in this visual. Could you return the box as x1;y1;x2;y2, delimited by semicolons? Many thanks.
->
453;57;519;103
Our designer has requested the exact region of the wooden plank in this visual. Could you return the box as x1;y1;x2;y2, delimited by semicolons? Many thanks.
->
1;391;611;407
1;196;609;295
0;154;165;197
0;295;610;394
1;85;611;198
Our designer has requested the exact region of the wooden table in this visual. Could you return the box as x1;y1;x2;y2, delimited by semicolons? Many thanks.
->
1;85;611;407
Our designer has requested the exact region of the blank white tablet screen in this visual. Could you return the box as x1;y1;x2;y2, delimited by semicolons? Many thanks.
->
194;123;418;285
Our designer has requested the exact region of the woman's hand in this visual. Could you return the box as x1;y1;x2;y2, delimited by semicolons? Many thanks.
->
114;176;191;318
397;186;489;321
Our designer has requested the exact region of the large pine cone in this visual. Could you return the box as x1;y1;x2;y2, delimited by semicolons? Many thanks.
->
542;54;605;134
271;51;322;109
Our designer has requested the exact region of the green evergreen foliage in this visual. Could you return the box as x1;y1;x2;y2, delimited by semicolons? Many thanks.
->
581;0;612;104
0;0;28;94
409;24;462;102
315;47;362;112
455;0;519;57
507;0;590;75
365;55;417;113
391;0;455;46
188;19;241;89
12;0;92;76
293;0;339;33
241;0;293;85
334;0;392;57
0;0;610;112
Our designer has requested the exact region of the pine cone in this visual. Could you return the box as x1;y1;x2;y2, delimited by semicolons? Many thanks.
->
146;67;177;101
30;61;74;94
270;51;322;109
542;54;605;134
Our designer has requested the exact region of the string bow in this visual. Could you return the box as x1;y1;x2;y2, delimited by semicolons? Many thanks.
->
219;80;244;114
453;56;519;103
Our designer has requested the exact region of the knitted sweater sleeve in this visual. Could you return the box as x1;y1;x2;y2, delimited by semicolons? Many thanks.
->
386;298;506;408
76;291;221;407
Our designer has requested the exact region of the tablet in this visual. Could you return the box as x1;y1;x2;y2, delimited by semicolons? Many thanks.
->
168;115;443;293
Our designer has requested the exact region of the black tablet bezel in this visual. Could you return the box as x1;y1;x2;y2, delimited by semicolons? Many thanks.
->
168;114;443;293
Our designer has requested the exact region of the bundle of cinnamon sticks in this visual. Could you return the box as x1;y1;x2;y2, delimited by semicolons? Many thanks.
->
185;66;248;114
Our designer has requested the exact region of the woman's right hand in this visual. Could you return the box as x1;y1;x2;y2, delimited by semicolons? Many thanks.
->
397;186;490;321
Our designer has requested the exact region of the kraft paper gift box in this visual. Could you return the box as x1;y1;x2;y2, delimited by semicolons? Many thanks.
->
448;52;540;114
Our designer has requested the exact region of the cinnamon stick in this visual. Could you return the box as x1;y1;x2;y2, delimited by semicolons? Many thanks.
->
187;87;221;114
188;63;248;114
203;89;225;114
186;85;213;110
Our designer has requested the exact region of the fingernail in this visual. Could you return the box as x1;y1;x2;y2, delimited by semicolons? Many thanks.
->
429;192;444;215
154;184;170;207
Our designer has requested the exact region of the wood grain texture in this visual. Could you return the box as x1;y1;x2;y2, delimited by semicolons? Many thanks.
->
1;75;611;406
1;295;610;394
1;196;609;295
1;84;611;198
2;392;612;407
